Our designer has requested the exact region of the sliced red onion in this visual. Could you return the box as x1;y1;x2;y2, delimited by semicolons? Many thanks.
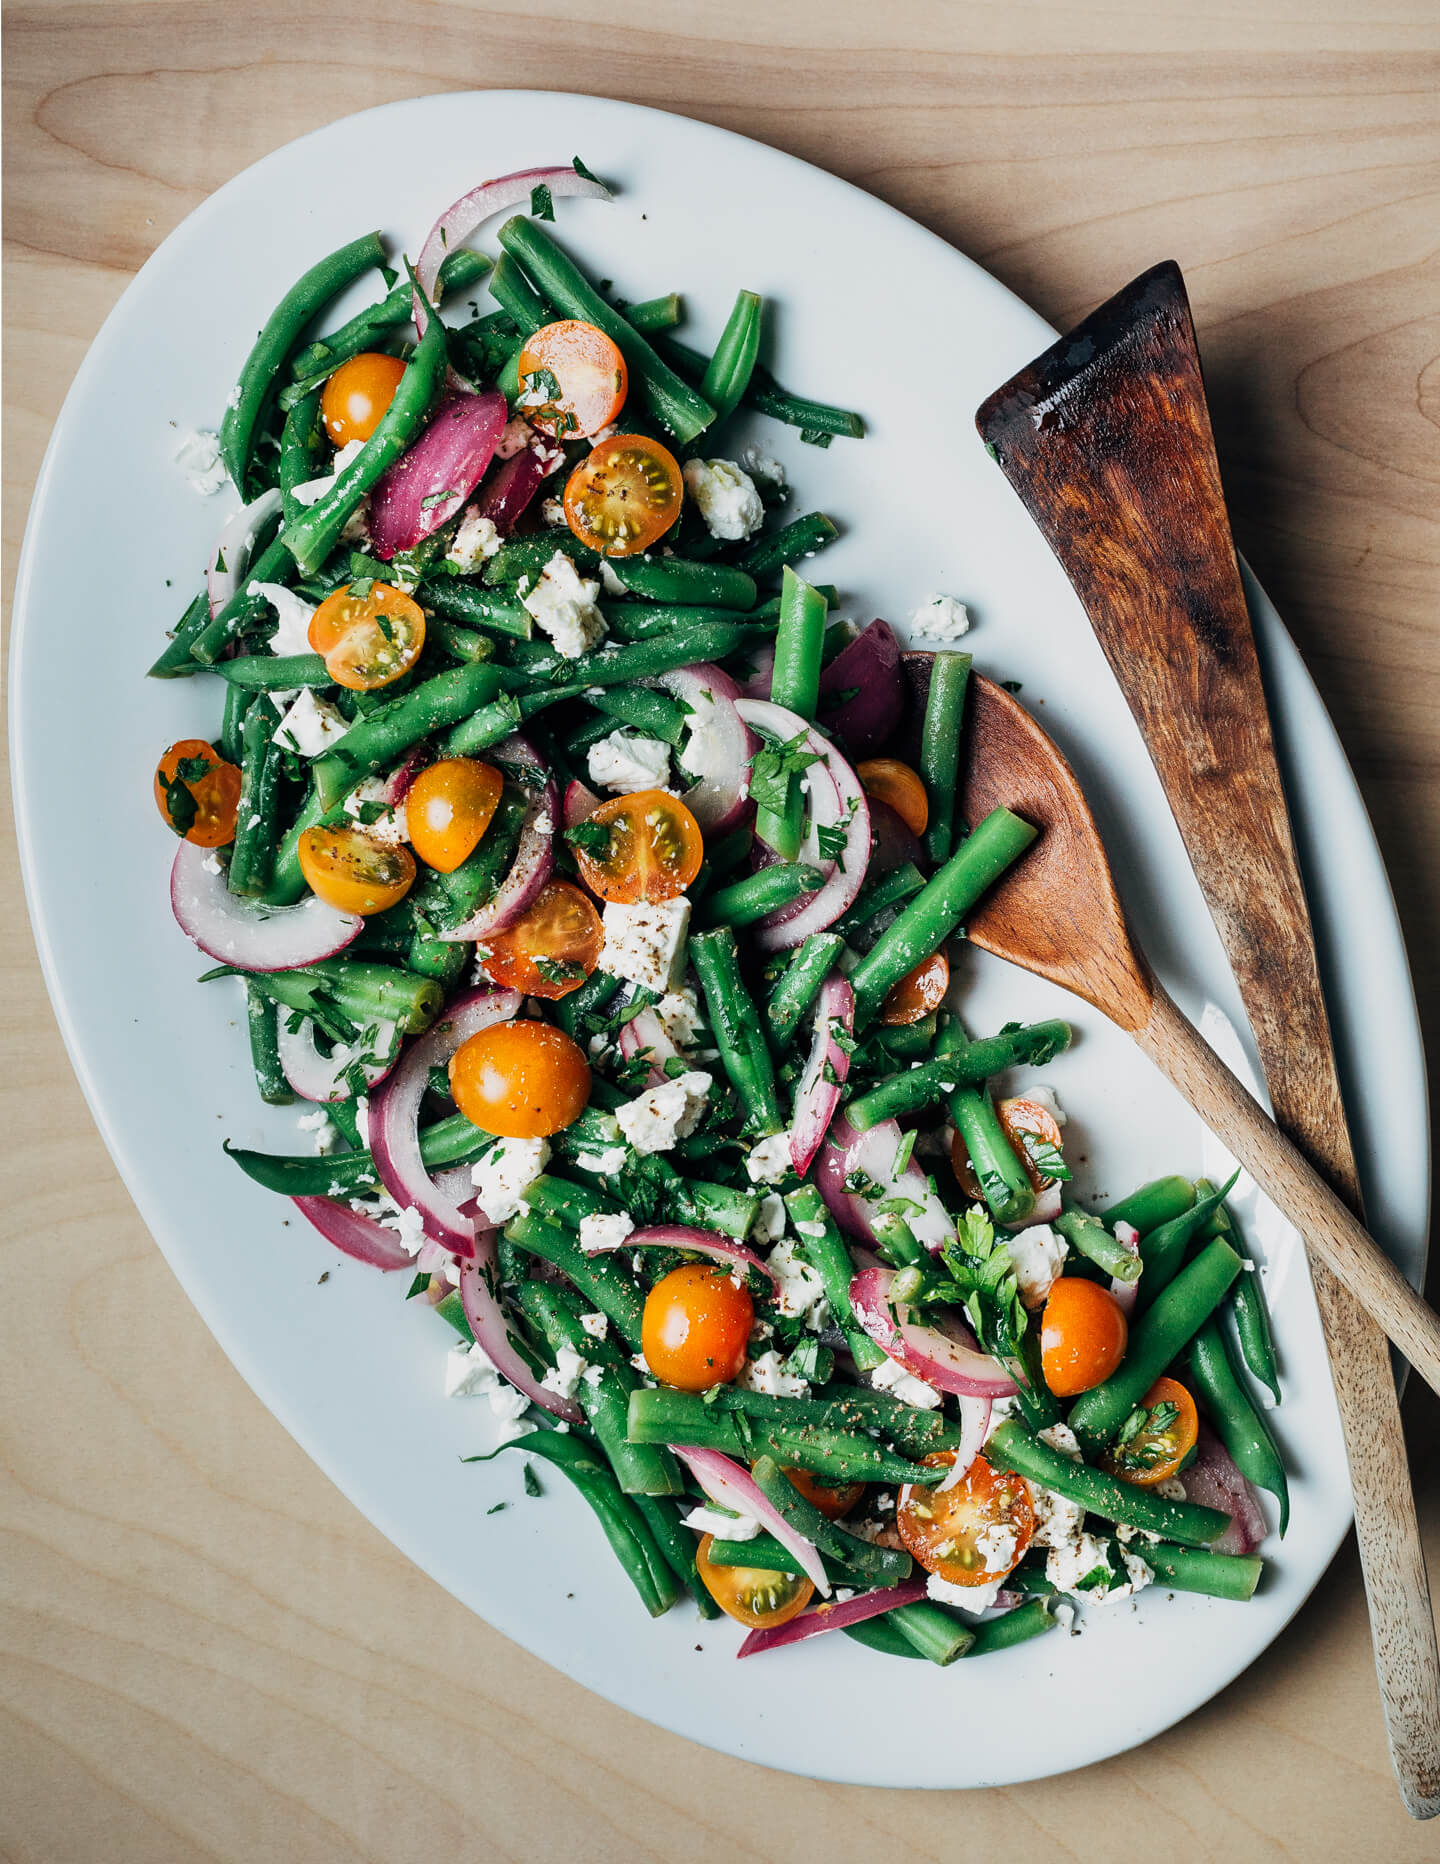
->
1180;1420;1265;1555
737;1579;929;1657
459;1233;584;1424
369;985;522;1254
442;736;557;941
207;486;283;621
414;165;611;325
790;974;854;1176
817;620;904;757
291;1195;415;1271
592;1224;780;1293
369;388;507;560
736;639;775;700
851;1264;1018;1399
814;1115;955;1252
171;840;362;970
618;1005;680;1087
867;797;923;878
563;778;602;827
1107;1216;1141;1316
475;446;546;534
935;1393;993;1491
673;1448;829;1595
378;746;429;810
277;1016;399;1102
1006;1181;1063;1232
654;664;756;833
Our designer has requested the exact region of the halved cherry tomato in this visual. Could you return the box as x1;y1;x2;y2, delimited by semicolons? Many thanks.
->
783;1467;866;1521
857;758;929;837
878;949;949;1026
896;1451;1034;1587
309;582;426;690
641;1262;753;1391
320;351;406;445
694;1534;814;1630
477;878;604;999
997;1095;1067;1193
405;758;503;872
153;739;241;847
448;1018;590;1138
516;320;628;439
1040;1276;1129;1397
563;434;683;557
297;823;416;914
570;788;703;903
1106;1376;1199;1487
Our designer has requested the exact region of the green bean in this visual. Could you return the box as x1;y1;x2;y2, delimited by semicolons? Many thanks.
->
844;1020;1073;1133
626;1389;939;1487
1189;1318;1289;1533
227;694;284;896
960;1597;1059;1657
441;694;524;756
257;788;323;906
587;685;689;745
555;968;623;1040
505;1211;646;1351
605;556;756;612
1196;1179;1281;1405
1141;1540;1264;1602
783;1185;886;1369
768;566;829;725
1136;1174;1238;1308
986;1420;1232;1547
297;956;444;1033
1054;1209;1144;1284
219;230;386;490
876;1014;938;1059
418;577;533;640
1066;1239;1244;1449
282;267;448;576
920;652;972;866
309;662;505;809
706;1535;886;1588
1099;1175;1195;1236
690;928;784;1135
243;980;292;1105
657;337;865;439
646;1164;760;1243
750;1456;913;1585
832;863;925;944
220;681;252;765
850;807;1038;1028
225;1110;488;1195
634;1494;721;1617
496;621;757;695
751;584;839;621
483;530;599;586
700;288;764;425
936;1023;1034;1227
497;217;716;442
522;1173;619;1228
889;1601;977;1666
428;620;493;664
695;865;823;930
186;533;293;666
216;653;331;690
708;1383;967;1462
279;389;328;527
763;933;845;1051
600;602;761;643
406;927;469;985
734;512;839;581
488;248;553;336
843;1617;925;1660
148;588;213;679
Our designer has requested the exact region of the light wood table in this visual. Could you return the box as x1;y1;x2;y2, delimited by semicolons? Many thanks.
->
4;3;1437;1857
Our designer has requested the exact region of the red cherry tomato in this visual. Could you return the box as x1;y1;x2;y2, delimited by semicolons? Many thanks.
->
563;434;683;557
153;739;241;847
569;789;703;904
478;878;604;1000
783;1467;866;1521
641;1263;753;1391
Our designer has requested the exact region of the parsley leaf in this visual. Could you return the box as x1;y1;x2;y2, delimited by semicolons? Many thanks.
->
1018;1129;1071;1182
420;488;461;511
799;427;833;448
523;1462;543;1497
565;818;613;860
816;822;848;865
161;772;198;837
533;955;587;986
572;155;602;185
530;183;555;221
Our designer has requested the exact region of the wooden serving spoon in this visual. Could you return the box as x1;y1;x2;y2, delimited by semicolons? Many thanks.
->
952;670;1440;1396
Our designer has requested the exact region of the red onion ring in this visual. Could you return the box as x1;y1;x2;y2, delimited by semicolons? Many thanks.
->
736;639;775;700
475;446;546;534
369;388;507;560
789;974;854;1175
850;1263;1018;1399
673;1448;829;1595
618;1005;680;1088
652;663;756;834
816;619;905;757
563;778;602;827
1180;1420;1266;1554
736;1578;928;1657
207;487;282;619
459;1232;584;1424
291;1195;415;1271
171;840;362;970
369;985;522;1254
588;1224;780;1293
276;1016;399;1103
442;736;557;941
813;1115;955;1252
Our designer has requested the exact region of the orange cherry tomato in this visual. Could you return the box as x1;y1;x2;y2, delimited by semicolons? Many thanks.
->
640;1263;753;1391
297;823;416;914
857;758;929;837
694;1534;814;1630
563;433;683;557
783;1467;866;1521
477;878;604;1000
1105;1376;1199;1487
878;949;949;1026
320;351;407;445
569;788;703;904
996;1095;1067;1192
153;739;241;847
516;320;628;439
448;1019;590;1138
308;581;425;691
896;1451;1034;1587
1040;1277;1129;1397
405;758;503;872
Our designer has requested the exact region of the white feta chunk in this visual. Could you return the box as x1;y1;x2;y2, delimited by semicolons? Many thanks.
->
541;1346;589;1400
574;1144;629;1176
470;1136;550;1224
1026;1084;1067;1127
290;437;365;507
600;896;691;995
926;1571;1006;1611
975;1521;1019;1574
487;1382;532;1423
445;1341;502;1398
1038;1421;1083;1460
682;1505;762;1541
869;1356;941;1410
521;551;606;657
251;582;316;657
296;1108;338;1155
1005;1223;1069;1310
598;558;627;597
1046;1533;1152;1603
738;1349;809;1398
578;1209;636;1254
174;428;228;495
578;1311;609;1342
765;1233;831;1329
446;507;502;571
272;688;349;757
740;445;787;494
540;497;566;527
615;1070;712;1155
655;987;701;1050
749;1193;787;1249
494;1414;537;1445
745;1132;794;1185
342;776;409;847
909;594;971;642
377;1203;426;1258
587;730;671;795
682;457;764;541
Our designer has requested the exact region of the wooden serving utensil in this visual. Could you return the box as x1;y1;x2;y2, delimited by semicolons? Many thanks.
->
968;259;1438;1817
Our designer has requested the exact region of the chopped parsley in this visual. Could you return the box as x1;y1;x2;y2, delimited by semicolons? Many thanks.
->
530;182;556;221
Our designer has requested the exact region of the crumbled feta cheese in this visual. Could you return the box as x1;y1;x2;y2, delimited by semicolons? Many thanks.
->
487;1382;531;1423
251;582;316;657
445;1341;501;1398
740;446;787;494
1038;1421;1083;1460
975;1521;1019;1573
738;1349;809;1398
496;417;534;459
615;1070;711;1154
339;499;372;547
494;1414;537;1445
201;852;223;876
574;1144;629;1176
683;1505;762;1540
342;776;408;847
1026;1084;1066;1127
377;1203;426;1257
682;458;765;541
541;1346;589;1400
655;987;701;1050
587;730;670;795
446;507;502;571
540;497;566;526
1154;1476;1187;1502
578;1209;636;1254
588;422;618;448
1046;1533;1152;1603
600;896;691;995
673;683;738;789
581;1364;606;1389
793;1218;826;1239
749;1193;787;1248
272;689;349;757
1006;1224;1069;1310
766;1234;831;1328
598;558;627;597
174;428;228;495
1028;1480;1086;1554
745;1132;794;1185
926;1571;1006;1611
869;1357;941;1410
290;438;364;507
578;1311;609;1342
470;1136;550;1224
521;551;606;657
296;1108;338;1155
909;594;971;642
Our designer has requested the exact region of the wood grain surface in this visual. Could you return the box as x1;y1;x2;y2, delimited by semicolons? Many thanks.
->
4;3;1438;1858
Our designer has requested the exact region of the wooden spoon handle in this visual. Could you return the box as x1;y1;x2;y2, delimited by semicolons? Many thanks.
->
1134;981;1440;1396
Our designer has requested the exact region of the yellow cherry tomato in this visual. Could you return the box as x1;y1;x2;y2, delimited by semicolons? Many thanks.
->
563;434;683;557
297;823;416;914
153;739;241;847
405;758;503;872
308;582;426;691
449;1019;591;1138
321;352;406;445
